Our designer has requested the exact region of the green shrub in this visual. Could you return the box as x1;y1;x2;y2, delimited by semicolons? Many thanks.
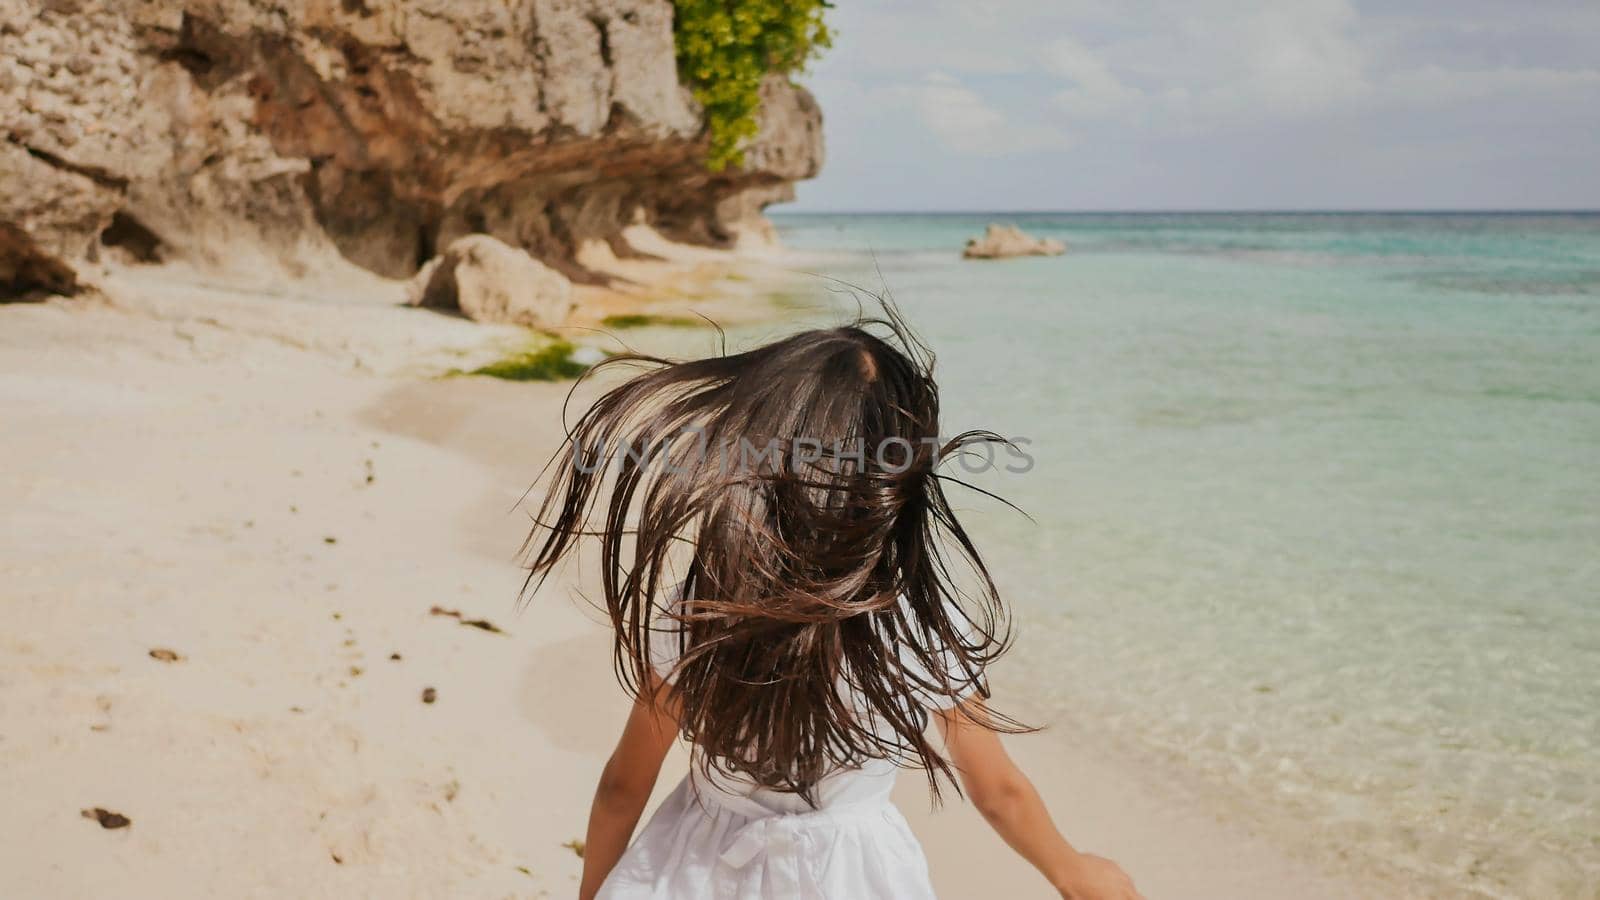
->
673;0;833;171
458;340;590;382
601;313;703;329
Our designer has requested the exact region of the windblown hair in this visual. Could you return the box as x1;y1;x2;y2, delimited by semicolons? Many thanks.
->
523;308;1028;803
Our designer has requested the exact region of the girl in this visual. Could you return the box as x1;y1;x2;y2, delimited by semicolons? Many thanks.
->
525;312;1142;899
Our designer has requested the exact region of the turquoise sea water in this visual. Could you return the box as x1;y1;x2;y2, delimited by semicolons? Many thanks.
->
767;212;1600;898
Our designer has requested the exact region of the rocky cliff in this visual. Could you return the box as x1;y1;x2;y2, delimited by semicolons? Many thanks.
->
0;0;823;299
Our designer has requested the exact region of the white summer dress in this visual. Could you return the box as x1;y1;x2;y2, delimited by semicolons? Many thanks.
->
596;599;976;900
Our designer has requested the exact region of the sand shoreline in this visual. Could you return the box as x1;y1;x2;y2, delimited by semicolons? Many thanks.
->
2;253;1378;898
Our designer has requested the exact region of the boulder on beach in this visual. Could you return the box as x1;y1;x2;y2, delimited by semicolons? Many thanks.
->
408;235;575;329
962;224;1066;260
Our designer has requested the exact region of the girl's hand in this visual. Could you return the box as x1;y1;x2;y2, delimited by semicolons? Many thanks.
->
1055;853;1143;900
936;703;1145;900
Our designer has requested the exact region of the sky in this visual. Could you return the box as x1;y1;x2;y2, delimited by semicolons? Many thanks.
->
783;0;1600;211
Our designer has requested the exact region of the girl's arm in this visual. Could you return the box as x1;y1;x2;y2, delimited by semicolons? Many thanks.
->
935;700;1144;900
578;679;681;900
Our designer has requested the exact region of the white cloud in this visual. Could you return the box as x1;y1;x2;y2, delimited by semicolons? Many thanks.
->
914;73;1006;136
1041;0;1374;132
1218;0;1371;113
793;0;1600;208
819;0;1120;76
1046;37;1144;120
1384;64;1600;107
885;73;1075;157
1031;0;1600;138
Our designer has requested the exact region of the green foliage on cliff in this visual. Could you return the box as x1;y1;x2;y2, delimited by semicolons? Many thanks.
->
673;0;832;171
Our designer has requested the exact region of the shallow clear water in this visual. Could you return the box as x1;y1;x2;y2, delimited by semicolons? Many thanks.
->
768;212;1600;898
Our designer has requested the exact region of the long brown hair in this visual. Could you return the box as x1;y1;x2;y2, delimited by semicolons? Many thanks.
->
523;308;1028;803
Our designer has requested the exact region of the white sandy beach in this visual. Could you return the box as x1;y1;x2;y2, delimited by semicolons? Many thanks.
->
1;263;1378;899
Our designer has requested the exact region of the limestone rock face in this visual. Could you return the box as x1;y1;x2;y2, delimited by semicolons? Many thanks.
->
962;224;1067;260
408;235;574;329
0;0;824;297
1;222;79;299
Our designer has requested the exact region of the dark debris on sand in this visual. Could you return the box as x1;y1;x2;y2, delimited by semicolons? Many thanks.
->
428;605;504;634
81;808;131;829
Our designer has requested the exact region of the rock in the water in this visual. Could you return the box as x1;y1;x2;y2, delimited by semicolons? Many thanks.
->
410;235;575;329
962;224;1066;260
